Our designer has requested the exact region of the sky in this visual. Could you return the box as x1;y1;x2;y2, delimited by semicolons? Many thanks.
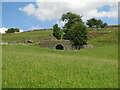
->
0;0;119;32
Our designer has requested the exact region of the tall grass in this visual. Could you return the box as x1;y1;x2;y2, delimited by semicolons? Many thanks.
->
2;29;118;88
2;44;118;88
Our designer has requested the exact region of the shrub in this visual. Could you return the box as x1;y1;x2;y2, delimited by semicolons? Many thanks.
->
6;28;19;33
53;24;63;39
68;22;88;45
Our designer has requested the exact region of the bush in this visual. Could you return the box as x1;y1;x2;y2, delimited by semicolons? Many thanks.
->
6;28;19;33
53;24;63;39
68;22;88;45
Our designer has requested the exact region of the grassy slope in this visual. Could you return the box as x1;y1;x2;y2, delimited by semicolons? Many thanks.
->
2;30;53;42
2;44;118;88
2;28;118;44
2;29;118;88
88;31;118;46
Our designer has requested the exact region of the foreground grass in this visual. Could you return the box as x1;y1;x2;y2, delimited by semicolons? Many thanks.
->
2;44;118;88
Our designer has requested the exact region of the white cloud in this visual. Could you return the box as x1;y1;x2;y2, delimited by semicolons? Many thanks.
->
19;29;23;32
19;1;118;22
19;4;36;16
0;27;8;34
55;21;66;28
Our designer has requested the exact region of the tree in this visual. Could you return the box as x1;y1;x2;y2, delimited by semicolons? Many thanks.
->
86;18;97;28
53;12;88;45
5;28;14;33
68;22;88;45
86;19;94;27
86;18;107;29
15;28;20;32
6;28;20;33
53;24;63;39
96;20;103;29
101;22;107;28
61;12;83;39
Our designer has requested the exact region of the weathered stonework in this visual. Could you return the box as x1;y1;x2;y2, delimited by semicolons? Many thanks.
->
40;40;94;50
40;40;73;50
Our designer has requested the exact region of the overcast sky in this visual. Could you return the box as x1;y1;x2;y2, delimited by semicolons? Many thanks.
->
1;0;119;31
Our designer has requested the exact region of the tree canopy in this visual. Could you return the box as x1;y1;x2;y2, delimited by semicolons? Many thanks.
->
86;18;107;28
101;23;108;28
61;12;83;29
53;24;63;39
68;22;88;45
61;12;87;45
61;12;84;39
5;28;20;33
52;12;88;45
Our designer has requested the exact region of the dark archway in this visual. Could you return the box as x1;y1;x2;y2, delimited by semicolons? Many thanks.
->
55;44;64;50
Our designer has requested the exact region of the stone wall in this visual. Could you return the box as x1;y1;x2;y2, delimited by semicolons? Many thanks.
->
40;40;73;50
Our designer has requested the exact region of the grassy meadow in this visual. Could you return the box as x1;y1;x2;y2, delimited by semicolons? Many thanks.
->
2;29;118;88
2;30;54;42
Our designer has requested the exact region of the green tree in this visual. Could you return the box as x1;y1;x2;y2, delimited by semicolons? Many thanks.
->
68;22;88;45
86;19;94;27
86;18;107;30
61;12;83;39
53;24;63;39
86;18;97;28
6;28;20;33
101;22;107;28
96;20;103;29
15;28;20;32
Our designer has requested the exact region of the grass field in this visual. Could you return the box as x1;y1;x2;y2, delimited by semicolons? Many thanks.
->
88;30;118;46
2;29;118;88
2;30;53;42
2;27;118;43
2;44;118;88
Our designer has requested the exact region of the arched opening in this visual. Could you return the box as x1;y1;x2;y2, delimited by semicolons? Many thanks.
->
55;44;64;50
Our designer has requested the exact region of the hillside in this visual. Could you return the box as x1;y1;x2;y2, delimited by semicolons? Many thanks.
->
2;28;118;47
88;30;118;46
2;30;55;43
2;43;118;88
2;28;118;88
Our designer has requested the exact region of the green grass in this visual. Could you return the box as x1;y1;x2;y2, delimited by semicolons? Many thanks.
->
88;30;118;46
2;44;118;88
2;30;53;42
2;29;118;88
88;27;118;31
2;28;118;44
